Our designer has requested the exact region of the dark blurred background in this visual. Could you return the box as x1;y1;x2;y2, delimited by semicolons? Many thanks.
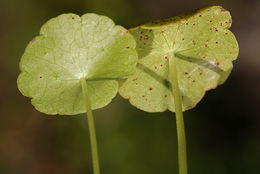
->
0;0;259;174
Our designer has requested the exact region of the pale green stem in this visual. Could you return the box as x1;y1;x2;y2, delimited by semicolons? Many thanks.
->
81;78;101;174
169;53;188;174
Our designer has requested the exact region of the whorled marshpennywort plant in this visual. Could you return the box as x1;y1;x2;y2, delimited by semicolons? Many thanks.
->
17;6;238;174
119;6;238;174
17;13;138;174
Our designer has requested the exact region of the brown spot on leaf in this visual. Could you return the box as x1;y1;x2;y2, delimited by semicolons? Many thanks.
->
184;72;188;75
149;87;153;91
220;7;227;12
30;39;35;43
126;46;130;48
192;80;196;82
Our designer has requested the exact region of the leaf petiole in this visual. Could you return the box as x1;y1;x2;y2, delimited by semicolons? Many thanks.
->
169;54;188;174
81;78;101;174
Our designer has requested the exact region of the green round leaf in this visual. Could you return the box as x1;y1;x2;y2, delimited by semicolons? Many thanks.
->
119;6;239;112
17;13;137;115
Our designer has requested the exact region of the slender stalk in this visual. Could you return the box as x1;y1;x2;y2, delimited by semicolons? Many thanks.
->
81;78;100;174
169;53;188;174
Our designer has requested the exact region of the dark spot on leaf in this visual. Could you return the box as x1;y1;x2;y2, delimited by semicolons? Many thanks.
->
40;76;42;79
200;72;203;75
220;7;227;12
149;87;153;91
216;62;220;66
30;39;35;43
193;23;195;26
182;38;184;40
160;64;163;67
205;44;208;47
192;40;196;45
126;46;130;48
164;56;168;60
160;30;165;33
216;41;218;44
192;80;195;82
142;95;145;98
154;66;157;69
184;72;188;75
210;20;212;23
164;95;167;98
225;32;228;35
215;29;218;32
199;14;202;17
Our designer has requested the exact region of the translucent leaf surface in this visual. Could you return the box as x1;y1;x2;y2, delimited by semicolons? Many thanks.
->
119;6;239;112
18;13;137;115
